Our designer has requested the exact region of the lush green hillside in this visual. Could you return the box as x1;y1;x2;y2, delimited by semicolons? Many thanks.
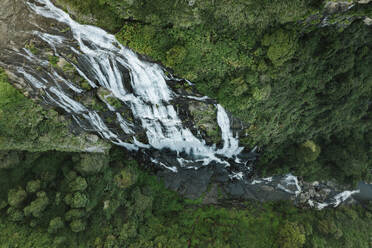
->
55;0;372;184
1;1;372;247
1;147;371;248
1;29;372;248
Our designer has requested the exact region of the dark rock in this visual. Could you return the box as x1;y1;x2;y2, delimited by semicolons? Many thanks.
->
225;181;246;198
202;184;219;205
157;167;213;199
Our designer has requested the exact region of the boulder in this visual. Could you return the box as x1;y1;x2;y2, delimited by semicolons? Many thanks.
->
324;1;353;14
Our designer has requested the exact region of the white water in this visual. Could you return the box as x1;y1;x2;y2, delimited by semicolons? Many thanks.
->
25;0;246;171
9;0;363;209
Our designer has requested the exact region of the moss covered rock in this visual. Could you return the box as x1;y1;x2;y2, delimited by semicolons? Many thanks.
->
188;101;221;144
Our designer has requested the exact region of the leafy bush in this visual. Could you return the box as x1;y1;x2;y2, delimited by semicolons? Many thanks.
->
8;188;27;207
277;221;306;248
48;217;64;234
70;219;86;233
26;180;41;193
0;150;370;247
23;192;49;218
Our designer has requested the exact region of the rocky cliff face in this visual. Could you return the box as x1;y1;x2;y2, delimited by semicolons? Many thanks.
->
0;0;110;154
0;0;370;209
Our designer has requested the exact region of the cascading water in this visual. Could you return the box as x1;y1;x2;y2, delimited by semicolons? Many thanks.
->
23;0;250;173
0;0;369;209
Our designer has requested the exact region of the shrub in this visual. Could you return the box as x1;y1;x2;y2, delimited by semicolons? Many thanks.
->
114;168;137;189
297;140;321;163
277;221;306;248
23;192;49;218
70;192;88;208
48;217;64;234
0;69;25;107
8;188;27;207
76;154;108;175
69;176;88;192
165;46;187;68
70;219;86;233
65;209;85;222
26;180;41;193
6;207;24;222
262;29;298;67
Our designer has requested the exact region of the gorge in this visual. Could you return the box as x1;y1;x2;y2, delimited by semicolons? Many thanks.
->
1;0;371;208
0;0;371;247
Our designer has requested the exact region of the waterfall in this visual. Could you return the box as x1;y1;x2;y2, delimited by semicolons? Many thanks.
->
0;0;367;209
24;0;248;172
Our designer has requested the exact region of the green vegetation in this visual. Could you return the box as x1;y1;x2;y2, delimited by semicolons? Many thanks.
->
48;55;60;68
1;70;370;247
189;101;221;144
0;148;371;247
57;0;372;184
1;1;372;247
0;69;110;152
97;87;123;109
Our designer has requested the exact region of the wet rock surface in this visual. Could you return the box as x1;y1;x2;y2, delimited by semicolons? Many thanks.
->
0;0;370;210
158;168;371;209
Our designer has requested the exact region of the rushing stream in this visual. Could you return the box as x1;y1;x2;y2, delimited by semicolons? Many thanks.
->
0;0;370;208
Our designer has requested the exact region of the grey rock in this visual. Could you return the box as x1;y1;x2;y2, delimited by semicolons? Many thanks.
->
309;188;316;197
312;181;319;187
364;17;372;26
158;167;213;199
202;184;219;204
324;1;352;14
319;188;332;199
261;185;274;192
225;182;246;198
358;0;372;4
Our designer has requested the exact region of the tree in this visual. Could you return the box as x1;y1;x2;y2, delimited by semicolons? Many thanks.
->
6;207;24;222
48;217;64;234
76;153;108;175
69;176;88;192
277;221;306;248
70;219;86;233
26;180;41;193
8;188;27;207
64;192;88;208
23;191;49;218
65;209;85;222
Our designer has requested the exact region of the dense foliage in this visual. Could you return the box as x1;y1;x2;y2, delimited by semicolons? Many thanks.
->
0;69;109;152
53;0;372;184
1;148;371;248
1;1;372;247
0;70;371;247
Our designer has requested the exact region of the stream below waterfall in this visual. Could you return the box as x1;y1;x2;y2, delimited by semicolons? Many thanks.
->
0;0;370;209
